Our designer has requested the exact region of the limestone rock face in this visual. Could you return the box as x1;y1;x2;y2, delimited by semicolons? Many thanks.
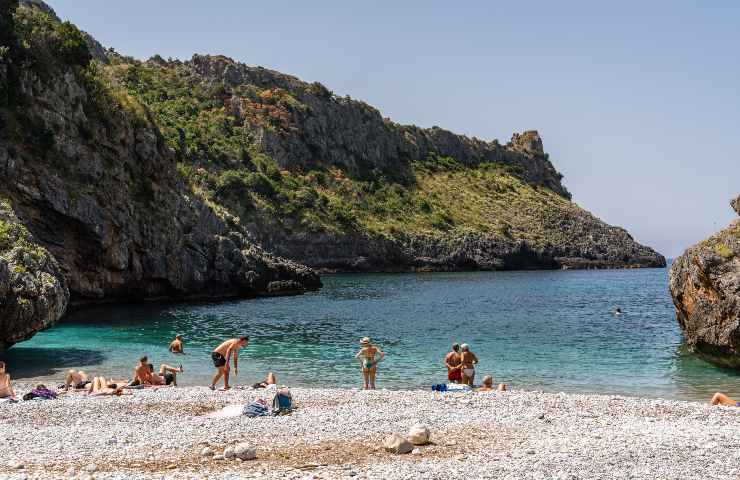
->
0;202;68;349
731;195;740;216
167;55;665;272
189;55;571;200
669;196;740;368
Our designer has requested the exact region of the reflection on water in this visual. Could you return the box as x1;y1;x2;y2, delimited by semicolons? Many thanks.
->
2;269;739;401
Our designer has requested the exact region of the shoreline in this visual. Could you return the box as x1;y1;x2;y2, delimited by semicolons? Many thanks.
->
1;386;738;479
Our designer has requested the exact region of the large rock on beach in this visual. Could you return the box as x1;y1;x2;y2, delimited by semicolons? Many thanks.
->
233;443;256;461
383;433;413;454
407;423;430;445
669;195;740;368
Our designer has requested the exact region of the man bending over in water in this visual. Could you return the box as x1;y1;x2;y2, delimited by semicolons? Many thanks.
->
444;343;463;384
711;392;740;407
0;361;16;400
169;334;184;354
210;336;249;391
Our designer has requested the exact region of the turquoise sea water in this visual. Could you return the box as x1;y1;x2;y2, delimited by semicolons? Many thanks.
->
3;268;739;401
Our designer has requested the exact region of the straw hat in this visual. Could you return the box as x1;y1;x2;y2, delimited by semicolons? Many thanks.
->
359;337;371;345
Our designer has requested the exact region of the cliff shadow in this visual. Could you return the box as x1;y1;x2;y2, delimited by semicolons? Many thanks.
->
0;347;105;379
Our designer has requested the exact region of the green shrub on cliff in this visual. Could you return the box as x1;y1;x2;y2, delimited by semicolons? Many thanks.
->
714;243;734;259
13;7;91;74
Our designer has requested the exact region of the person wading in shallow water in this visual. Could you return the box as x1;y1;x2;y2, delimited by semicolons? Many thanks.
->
168;334;185;354
444;343;463;384
210;336;249;391
355;337;384;390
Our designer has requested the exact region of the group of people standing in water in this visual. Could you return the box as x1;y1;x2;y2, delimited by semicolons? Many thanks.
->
0;335;737;404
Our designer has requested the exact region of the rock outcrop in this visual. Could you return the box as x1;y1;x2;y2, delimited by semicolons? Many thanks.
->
669;196;740;368
0;200;68;349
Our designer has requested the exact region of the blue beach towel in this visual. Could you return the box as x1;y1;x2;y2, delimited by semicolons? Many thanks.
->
243;400;269;417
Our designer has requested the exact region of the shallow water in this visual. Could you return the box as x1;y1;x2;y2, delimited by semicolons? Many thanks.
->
3;268;739;401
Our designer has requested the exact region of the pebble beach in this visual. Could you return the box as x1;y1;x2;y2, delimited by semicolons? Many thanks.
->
1;385;739;480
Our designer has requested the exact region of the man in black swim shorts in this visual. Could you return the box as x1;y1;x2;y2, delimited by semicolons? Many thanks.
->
212;351;227;368
210;336;249;391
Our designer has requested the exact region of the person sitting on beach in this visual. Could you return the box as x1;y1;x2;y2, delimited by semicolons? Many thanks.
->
86;377;128;396
711;392;740;407
132;357;182;386
460;343;479;386
63;369;90;391
210;336;249;391
0;361;16;400
477;375;507;392
147;363;183;386
252;372;277;389
169;334;185;354
355;337;384;390
444;343;463;384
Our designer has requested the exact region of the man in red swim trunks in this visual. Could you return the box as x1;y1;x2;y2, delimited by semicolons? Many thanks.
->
444;343;463;383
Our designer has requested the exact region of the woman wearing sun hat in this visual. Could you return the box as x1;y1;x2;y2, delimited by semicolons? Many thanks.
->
354;337;384;390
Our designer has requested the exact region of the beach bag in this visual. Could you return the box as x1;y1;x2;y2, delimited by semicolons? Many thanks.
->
242;399;269;417
271;388;292;415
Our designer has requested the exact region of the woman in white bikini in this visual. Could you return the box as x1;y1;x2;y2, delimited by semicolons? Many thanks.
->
355;337;384;390
459;343;479;386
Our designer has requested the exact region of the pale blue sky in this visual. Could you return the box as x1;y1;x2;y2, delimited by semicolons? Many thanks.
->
49;1;739;257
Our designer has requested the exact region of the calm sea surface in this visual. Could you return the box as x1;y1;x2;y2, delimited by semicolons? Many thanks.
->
3;268;739;401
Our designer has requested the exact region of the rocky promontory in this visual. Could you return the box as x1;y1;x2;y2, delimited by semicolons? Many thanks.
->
112;53;665;272
669;196;740;368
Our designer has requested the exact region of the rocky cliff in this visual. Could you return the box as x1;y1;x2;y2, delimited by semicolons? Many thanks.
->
669;197;740;368
0;2;319;349
110;53;664;272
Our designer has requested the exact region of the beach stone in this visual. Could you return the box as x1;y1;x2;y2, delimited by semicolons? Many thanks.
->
85;464;98;473
407;424;430;445
223;446;236;459
383;433;413;454
201;447;214;457
233;443;257;460
213;454;225;461
412;448;421;455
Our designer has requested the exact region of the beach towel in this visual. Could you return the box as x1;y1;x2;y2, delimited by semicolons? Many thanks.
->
23;386;57;401
243;399;269;417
